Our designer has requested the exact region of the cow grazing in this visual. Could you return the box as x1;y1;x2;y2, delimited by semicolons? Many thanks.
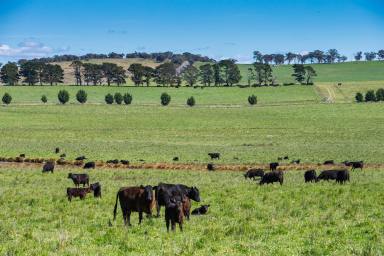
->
323;160;334;165
269;162;279;171
90;182;102;198
19;154;25;158
83;161;95;169
107;159;119;164
291;159;301;164
113;185;155;226
165;199;184;232
173;157;179;161
42;161;55;173
76;156;87;161
55;147;60;154
60;153;66;158
336;170;350;184
277;157;283;161
283;156;289;160
120;160;130;165
191;205;210;215
67;173;89;187
67;187;91;201
260;171;284;185
316;170;338;181
244;168;264;180
207;163;215;171
304;170;317;183
155;183;200;217
344;161;364;171
208;152;220;160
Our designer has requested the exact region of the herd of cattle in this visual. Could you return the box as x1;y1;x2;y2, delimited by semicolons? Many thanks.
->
23;149;366;231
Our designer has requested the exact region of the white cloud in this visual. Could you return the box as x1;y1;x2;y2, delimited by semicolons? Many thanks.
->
0;40;55;59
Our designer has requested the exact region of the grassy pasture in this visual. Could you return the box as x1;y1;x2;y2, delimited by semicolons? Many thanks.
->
0;167;383;255
0;102;383;163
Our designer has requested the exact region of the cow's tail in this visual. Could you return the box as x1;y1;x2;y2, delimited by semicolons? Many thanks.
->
113;191;119;221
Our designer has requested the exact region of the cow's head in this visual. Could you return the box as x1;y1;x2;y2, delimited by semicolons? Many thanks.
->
142;185;153;202
188;186;200;202
67;173;73;179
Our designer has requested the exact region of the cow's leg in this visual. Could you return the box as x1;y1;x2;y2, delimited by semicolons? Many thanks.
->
166;218;170;232
156;203;161;217
179;223;183;232
127;211;132;226
123;210;128;226
138;211;143;224
171;220;176;231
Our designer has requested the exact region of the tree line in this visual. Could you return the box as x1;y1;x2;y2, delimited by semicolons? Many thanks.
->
17;51;213;66
253;49;384;64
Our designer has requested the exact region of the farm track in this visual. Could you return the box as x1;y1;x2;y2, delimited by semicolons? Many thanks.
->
0;159;381;172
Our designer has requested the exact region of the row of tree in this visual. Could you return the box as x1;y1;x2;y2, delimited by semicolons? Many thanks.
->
0;62;64;86
253;49;384;65
17;51;213;66
355;88;384;103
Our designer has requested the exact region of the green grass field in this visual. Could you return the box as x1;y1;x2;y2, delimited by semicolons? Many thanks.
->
0;167;383;255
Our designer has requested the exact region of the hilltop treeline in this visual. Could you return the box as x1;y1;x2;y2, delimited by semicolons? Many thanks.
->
253;49;384;64
16;51;214;66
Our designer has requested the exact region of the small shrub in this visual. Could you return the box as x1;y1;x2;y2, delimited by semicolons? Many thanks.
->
248;95;257;105
41;95;47;103
114;93;123;105
105;93;114;104
187;96;195;107
58;90;69;104
123;93;133;105
376;88;384;101
365;90;376;102
2;93;12;105
355;92;364;103
161;93;171;106
76;90;87;104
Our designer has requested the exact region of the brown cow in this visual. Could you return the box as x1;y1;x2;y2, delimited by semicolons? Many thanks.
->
165;199;184;232
67;187;91;201
182;195;191;220
113;185;155;226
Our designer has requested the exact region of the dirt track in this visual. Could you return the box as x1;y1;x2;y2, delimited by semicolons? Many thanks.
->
0;159;381;172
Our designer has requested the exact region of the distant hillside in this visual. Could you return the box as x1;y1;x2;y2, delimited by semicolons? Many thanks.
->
238;61;384;85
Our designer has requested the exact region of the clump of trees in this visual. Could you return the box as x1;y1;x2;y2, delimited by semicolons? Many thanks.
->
2;93;12;105
76;90;87;104
186;96;195;107
355;88;384;103
160;93;171;106
248;95;257;105
291;64;317;85
58;90;69;104
41;95;47;103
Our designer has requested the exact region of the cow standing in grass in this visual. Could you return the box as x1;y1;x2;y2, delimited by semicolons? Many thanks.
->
304;170;317;183
244;169;264;180
68;173;89;187
113;185;155;226
260;171;284;185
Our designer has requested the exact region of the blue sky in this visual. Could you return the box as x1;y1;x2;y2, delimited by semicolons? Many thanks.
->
0;0;383;63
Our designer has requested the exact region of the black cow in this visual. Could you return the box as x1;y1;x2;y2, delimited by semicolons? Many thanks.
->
83;161;95;169
269;162;279;171
68;173;89;187
120;160;130;165
283;156;289;160
113;185;155;226
336;170;350;184
244;168;264;180
60;153;66;158
260;171;284;185
19;154;25;158
42;161;55;173
107;159;119;164
55;147;60;154
155;183;200;217
304;170;317;183
344;161;364;171
191;205;210;215
90;182;102;198
291;159;301;164
208;153;220;160
76;156;87;161
323;160;334;165
277;157;283;161
165;198;184;232
207;163;215;171
316;170;338;181
67;187;91;201
173;157;179;161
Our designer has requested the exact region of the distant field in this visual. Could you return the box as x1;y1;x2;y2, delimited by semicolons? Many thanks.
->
238;61;384;84
0;102;383;163
0;167;383;255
